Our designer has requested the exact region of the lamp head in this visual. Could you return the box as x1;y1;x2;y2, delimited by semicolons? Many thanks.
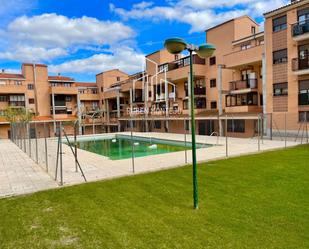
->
164;38;187;54
196;43;216;59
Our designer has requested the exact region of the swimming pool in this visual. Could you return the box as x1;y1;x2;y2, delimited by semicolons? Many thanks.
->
74;135;211;160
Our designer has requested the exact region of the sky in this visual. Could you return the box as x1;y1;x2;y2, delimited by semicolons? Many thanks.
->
0;0;290;82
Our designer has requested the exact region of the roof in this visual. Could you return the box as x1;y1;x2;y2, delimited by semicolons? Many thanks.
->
0;73;25;80
96;69;128;77
75;82;97;87
206;15;259;32
264;0;307;17
48;75;75;82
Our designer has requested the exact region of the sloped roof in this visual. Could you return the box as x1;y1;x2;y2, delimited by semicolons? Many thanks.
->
0;73;25;80
48;75;75;82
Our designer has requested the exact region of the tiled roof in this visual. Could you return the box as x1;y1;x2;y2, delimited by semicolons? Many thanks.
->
75;82;97;87
0;73;24;79
48;75;75;82
264;0;305;17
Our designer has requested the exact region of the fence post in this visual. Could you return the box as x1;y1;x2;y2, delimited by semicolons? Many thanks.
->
284;113;287;148
130;119;135;173
23;122;27;152
305;112;309;143
74;122;78;172
60;122;63;185
28;123;32;158
184;119;188;164
35;122;38;163
44;122;49;172
270;113;273;140
258;115;261;151
225;115;228;157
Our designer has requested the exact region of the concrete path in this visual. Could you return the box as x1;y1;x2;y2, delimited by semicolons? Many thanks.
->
0;133;302;198
0;140;58;198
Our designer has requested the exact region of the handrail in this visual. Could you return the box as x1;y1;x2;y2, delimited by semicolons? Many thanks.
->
210;131;219;145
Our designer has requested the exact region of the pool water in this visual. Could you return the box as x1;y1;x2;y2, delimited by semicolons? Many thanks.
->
75;136;209;160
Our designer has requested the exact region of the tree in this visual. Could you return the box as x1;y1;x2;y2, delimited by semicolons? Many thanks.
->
4;107;33;123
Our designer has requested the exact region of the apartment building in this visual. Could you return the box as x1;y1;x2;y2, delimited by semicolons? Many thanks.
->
265;0;309;132
1;0;306;139
104;16;265;137
0;63;101;138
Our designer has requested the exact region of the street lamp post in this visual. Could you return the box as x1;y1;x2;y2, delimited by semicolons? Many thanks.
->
164;38;215;209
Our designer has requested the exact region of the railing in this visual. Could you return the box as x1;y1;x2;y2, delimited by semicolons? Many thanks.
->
230;79;257;91
292;57;309;71
292;19;309;37
184;87;206;97
158;54;205;73
9;101;26;107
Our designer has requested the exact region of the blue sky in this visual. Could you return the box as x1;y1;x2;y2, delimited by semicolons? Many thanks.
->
0;0;289;82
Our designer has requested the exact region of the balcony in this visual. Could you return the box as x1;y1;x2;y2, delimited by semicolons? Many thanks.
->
50;85;78;95
229;79;258;94
0;82;27;94
292;57;309;75
79;92;100;101
223;45;263;69
299;92;309;105
292;19;309;41
158;55;206;81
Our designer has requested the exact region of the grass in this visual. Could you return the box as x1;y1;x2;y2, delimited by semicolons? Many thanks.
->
0;145;308;249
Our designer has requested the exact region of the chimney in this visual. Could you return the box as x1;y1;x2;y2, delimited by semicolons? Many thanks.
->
1;69;4;74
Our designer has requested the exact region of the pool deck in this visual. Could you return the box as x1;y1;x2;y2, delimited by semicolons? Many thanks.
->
0;132;301;198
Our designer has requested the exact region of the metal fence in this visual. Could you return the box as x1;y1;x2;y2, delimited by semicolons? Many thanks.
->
8;112;308;185
10;121;86;185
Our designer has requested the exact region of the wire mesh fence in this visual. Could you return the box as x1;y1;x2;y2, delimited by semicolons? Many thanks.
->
10;121;87;186
8;112;308;185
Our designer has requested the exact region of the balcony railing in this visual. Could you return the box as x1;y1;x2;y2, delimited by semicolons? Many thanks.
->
185;87;206;97
292;57;309;71
229;79;257;91
9;101;25;107
158;54;205;73
292;19;309;37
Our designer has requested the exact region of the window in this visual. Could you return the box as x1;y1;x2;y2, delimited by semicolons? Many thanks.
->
273;83;288;96
299;111;309;122
226;93;258;107
158;63;168;72
273;15;287;32
210;79;216;88
211;101;217;109
14;81;22;85
28;84;34;90
183;97;206;110
241;43;251;50
101;87;103;92
299;80;309;105
273;49;287;64
117;77;120;82
154;121;161;129
28;98;35;104
0;95;7;102
65;96;72;102
251;26;256;34
227;120;245;133
209;56;216;65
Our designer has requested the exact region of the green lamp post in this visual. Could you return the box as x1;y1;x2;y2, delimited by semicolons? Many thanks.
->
164;38;215;209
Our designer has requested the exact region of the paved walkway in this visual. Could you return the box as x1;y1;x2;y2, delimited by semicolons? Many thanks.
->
0;140;58;198
0;133;302;198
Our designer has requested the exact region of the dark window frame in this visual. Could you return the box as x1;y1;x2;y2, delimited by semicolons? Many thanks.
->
273;83;288;96
273;15;287;32
227;119;245;133
210;78;217;88
273;49;288;64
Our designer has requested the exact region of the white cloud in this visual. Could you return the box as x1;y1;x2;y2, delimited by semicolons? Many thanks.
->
0;46;67;62
49;46;145;74
110;0;290;32
0;13;137;64
6;13;135;48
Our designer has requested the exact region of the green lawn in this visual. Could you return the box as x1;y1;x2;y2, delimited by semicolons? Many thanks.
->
0;145;308;249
